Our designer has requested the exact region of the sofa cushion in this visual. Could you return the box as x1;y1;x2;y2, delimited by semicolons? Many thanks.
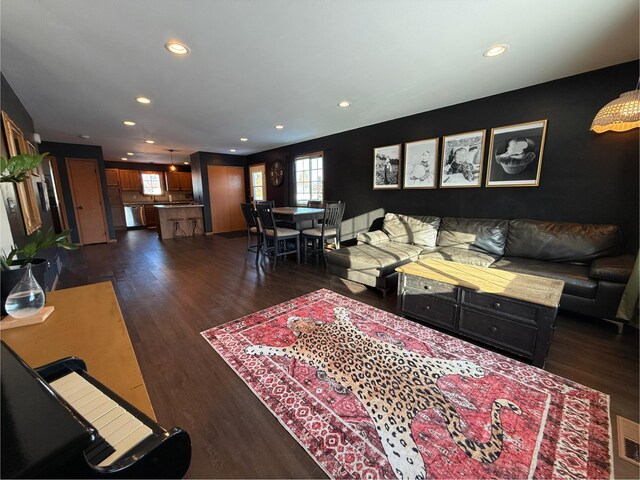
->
382;213;441;247
505;219;621;263
436;217;508;255
419;246;500;267
326;243;423;277
589;254;635;283
357;230;391;245
491;257;597;299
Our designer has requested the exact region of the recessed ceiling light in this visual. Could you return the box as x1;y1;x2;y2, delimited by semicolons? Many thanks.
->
79;134;90;139
240;137;248;142
145;140;155;144
183;161;189;165
136;96;152;104
230;149;236;152
121;157;128;160
275;125;284;129
164;41;190;55
338;101;351;107
123;120;136;126
483;44;509;57
127;152;134;156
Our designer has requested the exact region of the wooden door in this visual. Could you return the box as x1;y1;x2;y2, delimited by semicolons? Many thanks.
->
208;166;245;233
66;158;109;245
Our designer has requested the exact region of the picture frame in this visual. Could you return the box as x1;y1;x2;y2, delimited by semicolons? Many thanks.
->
403;138;438;189
440;130;485;188
26;140;42;177
2;110;42;234
373;144;401;190
486;120;548;187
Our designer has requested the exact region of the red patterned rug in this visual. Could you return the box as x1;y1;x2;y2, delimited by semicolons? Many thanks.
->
201;289;612;479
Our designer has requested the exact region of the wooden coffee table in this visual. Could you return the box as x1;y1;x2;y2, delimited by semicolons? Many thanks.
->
396;259;564;367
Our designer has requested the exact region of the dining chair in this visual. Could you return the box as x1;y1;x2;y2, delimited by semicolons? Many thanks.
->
255;203;301;264
306;200;323;208
241;203;261;258
301;201;345;264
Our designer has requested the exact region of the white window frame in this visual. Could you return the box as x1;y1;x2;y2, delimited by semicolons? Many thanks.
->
141;172;163;196
294;152;323;206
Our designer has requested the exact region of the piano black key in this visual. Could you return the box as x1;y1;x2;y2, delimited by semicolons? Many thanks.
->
84;438;115;465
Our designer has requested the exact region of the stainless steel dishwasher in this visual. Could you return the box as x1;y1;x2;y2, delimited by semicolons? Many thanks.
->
124;205;146;228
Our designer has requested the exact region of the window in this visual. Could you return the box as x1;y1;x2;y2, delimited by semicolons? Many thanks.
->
249;165;266;201
294;152;323;206
141;172;163;195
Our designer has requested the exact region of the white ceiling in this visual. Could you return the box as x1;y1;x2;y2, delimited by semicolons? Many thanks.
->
1;0;638;164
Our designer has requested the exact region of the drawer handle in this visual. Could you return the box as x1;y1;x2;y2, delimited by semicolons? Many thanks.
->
493;302;501;309
490;326;498;333
423;285;431;290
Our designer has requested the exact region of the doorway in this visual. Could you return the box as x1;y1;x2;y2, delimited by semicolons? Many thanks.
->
208;165;246;233
66;158;109;245
249;164;267;202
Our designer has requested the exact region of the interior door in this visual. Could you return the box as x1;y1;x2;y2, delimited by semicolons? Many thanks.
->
248;164;266;201
66;158;109;244
208;165;246;233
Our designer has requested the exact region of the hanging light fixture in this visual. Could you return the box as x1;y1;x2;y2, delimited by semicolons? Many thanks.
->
168;149;177;172
590;81;640;133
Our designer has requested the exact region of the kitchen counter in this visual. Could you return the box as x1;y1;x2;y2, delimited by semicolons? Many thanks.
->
155;204;205;240
154;204;204;209
123;201;193;206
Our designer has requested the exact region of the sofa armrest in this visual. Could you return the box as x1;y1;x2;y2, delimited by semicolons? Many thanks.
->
357;230;390;245
590;254;635;283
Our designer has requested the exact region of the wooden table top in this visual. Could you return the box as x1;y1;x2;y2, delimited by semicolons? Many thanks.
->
0;282;155;419
272;207;324;215
397;259;564;307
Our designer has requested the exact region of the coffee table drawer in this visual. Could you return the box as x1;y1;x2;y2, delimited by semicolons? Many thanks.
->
403;292;457;329
459;308;537;357
405;275;458;300
461;290;538;323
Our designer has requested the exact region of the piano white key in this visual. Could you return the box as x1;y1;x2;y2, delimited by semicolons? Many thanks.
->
50;371;84;390
92;406;126;430
99;412;134;438
105;417;143;446
98;424;153;467
49;372;154;467
75;394;110;419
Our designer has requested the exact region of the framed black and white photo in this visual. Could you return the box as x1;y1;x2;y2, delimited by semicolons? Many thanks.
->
403;138;438;189
439;130;485;188
373;144;401;190
486;120;548;187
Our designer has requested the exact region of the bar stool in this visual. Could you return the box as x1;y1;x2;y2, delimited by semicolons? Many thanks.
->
188;217;203;236
169;218;187;238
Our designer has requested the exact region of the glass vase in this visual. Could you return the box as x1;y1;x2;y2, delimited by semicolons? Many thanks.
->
4;263;46;318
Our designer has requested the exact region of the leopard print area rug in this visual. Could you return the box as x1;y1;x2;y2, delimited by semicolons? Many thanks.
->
201;289;612;479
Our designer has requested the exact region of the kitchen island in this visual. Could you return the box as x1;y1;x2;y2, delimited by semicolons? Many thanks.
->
155;204;205;240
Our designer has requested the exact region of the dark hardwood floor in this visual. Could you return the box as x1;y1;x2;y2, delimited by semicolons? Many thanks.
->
58;229;639;479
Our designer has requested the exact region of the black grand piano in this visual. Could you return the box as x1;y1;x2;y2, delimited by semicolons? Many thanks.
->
1;341;191;478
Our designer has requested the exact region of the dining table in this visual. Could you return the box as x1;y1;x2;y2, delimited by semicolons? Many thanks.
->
272;206;325;229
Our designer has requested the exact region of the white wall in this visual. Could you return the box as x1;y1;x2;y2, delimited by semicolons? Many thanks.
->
0;189;15;254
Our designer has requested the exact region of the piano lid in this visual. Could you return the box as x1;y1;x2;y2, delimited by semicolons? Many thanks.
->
1;341;94;478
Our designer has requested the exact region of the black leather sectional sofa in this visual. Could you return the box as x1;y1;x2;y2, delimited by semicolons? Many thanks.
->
326;213;635;322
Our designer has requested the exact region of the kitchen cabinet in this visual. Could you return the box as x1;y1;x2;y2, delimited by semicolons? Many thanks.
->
144;204;158;228
119;170;141;191
165;172;192;191
105;168;120;186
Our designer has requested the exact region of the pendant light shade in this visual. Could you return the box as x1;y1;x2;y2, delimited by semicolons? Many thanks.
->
590;88;640;133
168;149;177;172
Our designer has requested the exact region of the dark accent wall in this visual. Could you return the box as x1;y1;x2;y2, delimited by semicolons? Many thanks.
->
1;74;54;246
40;141;116;243
190;151;247;232
247;61;639;252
